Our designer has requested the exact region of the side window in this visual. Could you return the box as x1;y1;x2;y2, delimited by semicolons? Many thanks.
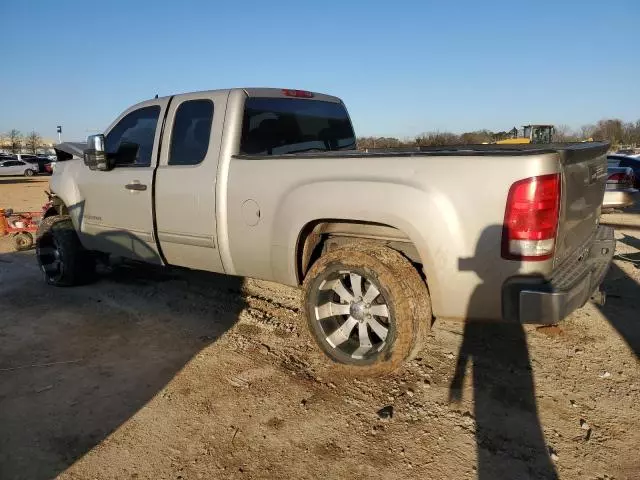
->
169;99;214;166
105;106;160;167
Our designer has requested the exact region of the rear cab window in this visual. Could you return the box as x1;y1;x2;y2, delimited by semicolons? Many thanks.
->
240;97;355;155
169;99;214;166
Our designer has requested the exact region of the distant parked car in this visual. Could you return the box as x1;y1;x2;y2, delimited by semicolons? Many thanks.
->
608;155;640;188
10;154;49;174
0;159;38;176
602;166;637;211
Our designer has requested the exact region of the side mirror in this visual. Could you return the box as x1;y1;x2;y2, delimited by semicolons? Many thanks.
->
83;134;109;171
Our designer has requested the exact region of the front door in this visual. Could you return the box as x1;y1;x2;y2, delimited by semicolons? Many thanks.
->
154;91;228;273
76;99;169;264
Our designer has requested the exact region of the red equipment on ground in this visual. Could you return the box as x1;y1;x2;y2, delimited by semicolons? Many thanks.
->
0;206;47;251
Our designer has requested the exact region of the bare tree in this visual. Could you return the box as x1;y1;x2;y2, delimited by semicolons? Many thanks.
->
460;130;493;144
554;125;579;142
415;132;460;147
8;129;23;154
580;124;596;140
622;121;640;145
25;131;42;154
592;119;624;145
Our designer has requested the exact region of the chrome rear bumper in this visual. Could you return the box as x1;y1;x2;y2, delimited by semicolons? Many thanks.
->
515;226;615;324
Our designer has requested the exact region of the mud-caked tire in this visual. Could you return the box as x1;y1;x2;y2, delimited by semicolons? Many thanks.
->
302;243;432;375
36;215;95;286
14;232;34;251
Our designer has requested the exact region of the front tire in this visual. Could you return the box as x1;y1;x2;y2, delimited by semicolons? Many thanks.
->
36;216;95;286
24;169;35;177
302;243;431;374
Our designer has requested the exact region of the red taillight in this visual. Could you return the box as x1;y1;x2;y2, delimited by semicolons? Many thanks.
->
502;174;561;261
607;172;633;186
607;172;626;183
282;89;314;98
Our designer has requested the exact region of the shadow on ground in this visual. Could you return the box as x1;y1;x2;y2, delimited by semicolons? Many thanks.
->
449;226;558;479
0;177;50;185
0;251;245;480
597;261;640;358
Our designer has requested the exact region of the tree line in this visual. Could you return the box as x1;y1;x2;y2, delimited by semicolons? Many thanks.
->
0;129;44;154
357;118;640;149
3;117;639;153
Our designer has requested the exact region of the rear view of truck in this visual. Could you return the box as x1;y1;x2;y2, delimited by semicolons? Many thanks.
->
501;143;615;323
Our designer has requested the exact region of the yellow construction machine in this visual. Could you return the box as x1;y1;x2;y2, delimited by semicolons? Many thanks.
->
495;124;555;144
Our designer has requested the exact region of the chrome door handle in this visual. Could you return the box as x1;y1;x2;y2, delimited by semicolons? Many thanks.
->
125;182;147;191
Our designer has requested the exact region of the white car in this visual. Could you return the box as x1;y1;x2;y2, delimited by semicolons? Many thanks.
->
0;159;38;176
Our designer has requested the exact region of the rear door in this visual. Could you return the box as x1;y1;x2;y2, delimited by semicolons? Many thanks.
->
76;99;169;263
154;91;228;272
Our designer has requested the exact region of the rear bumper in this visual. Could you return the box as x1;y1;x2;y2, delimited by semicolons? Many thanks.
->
602;189;638;209
515;226;615;324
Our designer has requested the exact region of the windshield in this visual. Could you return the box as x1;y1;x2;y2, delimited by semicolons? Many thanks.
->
240;98;356;155
532;126;553;144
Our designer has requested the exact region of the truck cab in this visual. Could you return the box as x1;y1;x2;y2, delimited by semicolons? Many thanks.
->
51;89;355;274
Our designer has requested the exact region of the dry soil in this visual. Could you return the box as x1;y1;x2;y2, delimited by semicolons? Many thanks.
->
1;177;639;480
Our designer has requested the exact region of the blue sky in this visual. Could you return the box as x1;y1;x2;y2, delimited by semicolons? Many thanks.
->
2;0;639;141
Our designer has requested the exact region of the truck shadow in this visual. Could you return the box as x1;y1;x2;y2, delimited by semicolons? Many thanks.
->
449;226;558;479
0;249;246;480
597;260;640;358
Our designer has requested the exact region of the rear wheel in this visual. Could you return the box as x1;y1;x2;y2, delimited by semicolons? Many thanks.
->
36;216;95;286
24;169;35;177
302;243;431;374
14;232;34;251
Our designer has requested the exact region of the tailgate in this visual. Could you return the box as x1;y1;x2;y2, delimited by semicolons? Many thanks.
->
554;143;609;267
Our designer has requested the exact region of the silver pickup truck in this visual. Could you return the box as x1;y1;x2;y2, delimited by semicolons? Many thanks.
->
39;88;614;373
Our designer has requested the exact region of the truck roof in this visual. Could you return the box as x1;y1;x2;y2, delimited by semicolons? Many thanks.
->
133;88;342;110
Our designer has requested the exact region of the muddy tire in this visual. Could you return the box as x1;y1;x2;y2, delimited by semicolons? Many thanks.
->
36;215;95;286
302;243;431;375
14;232;34;251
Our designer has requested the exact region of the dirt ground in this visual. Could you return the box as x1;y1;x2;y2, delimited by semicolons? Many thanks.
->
1;177;639;480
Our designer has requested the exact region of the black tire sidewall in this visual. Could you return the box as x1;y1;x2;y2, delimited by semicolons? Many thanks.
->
36;216;94;286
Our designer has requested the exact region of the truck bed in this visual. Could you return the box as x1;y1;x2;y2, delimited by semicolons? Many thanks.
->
235;142;610;162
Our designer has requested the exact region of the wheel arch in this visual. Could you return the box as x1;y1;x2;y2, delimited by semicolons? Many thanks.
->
43;195;69;218
295;219;423;283
268;180;466;319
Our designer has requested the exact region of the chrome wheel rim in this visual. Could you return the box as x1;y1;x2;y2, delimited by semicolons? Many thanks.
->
38;240;62;279
313;270;391;360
